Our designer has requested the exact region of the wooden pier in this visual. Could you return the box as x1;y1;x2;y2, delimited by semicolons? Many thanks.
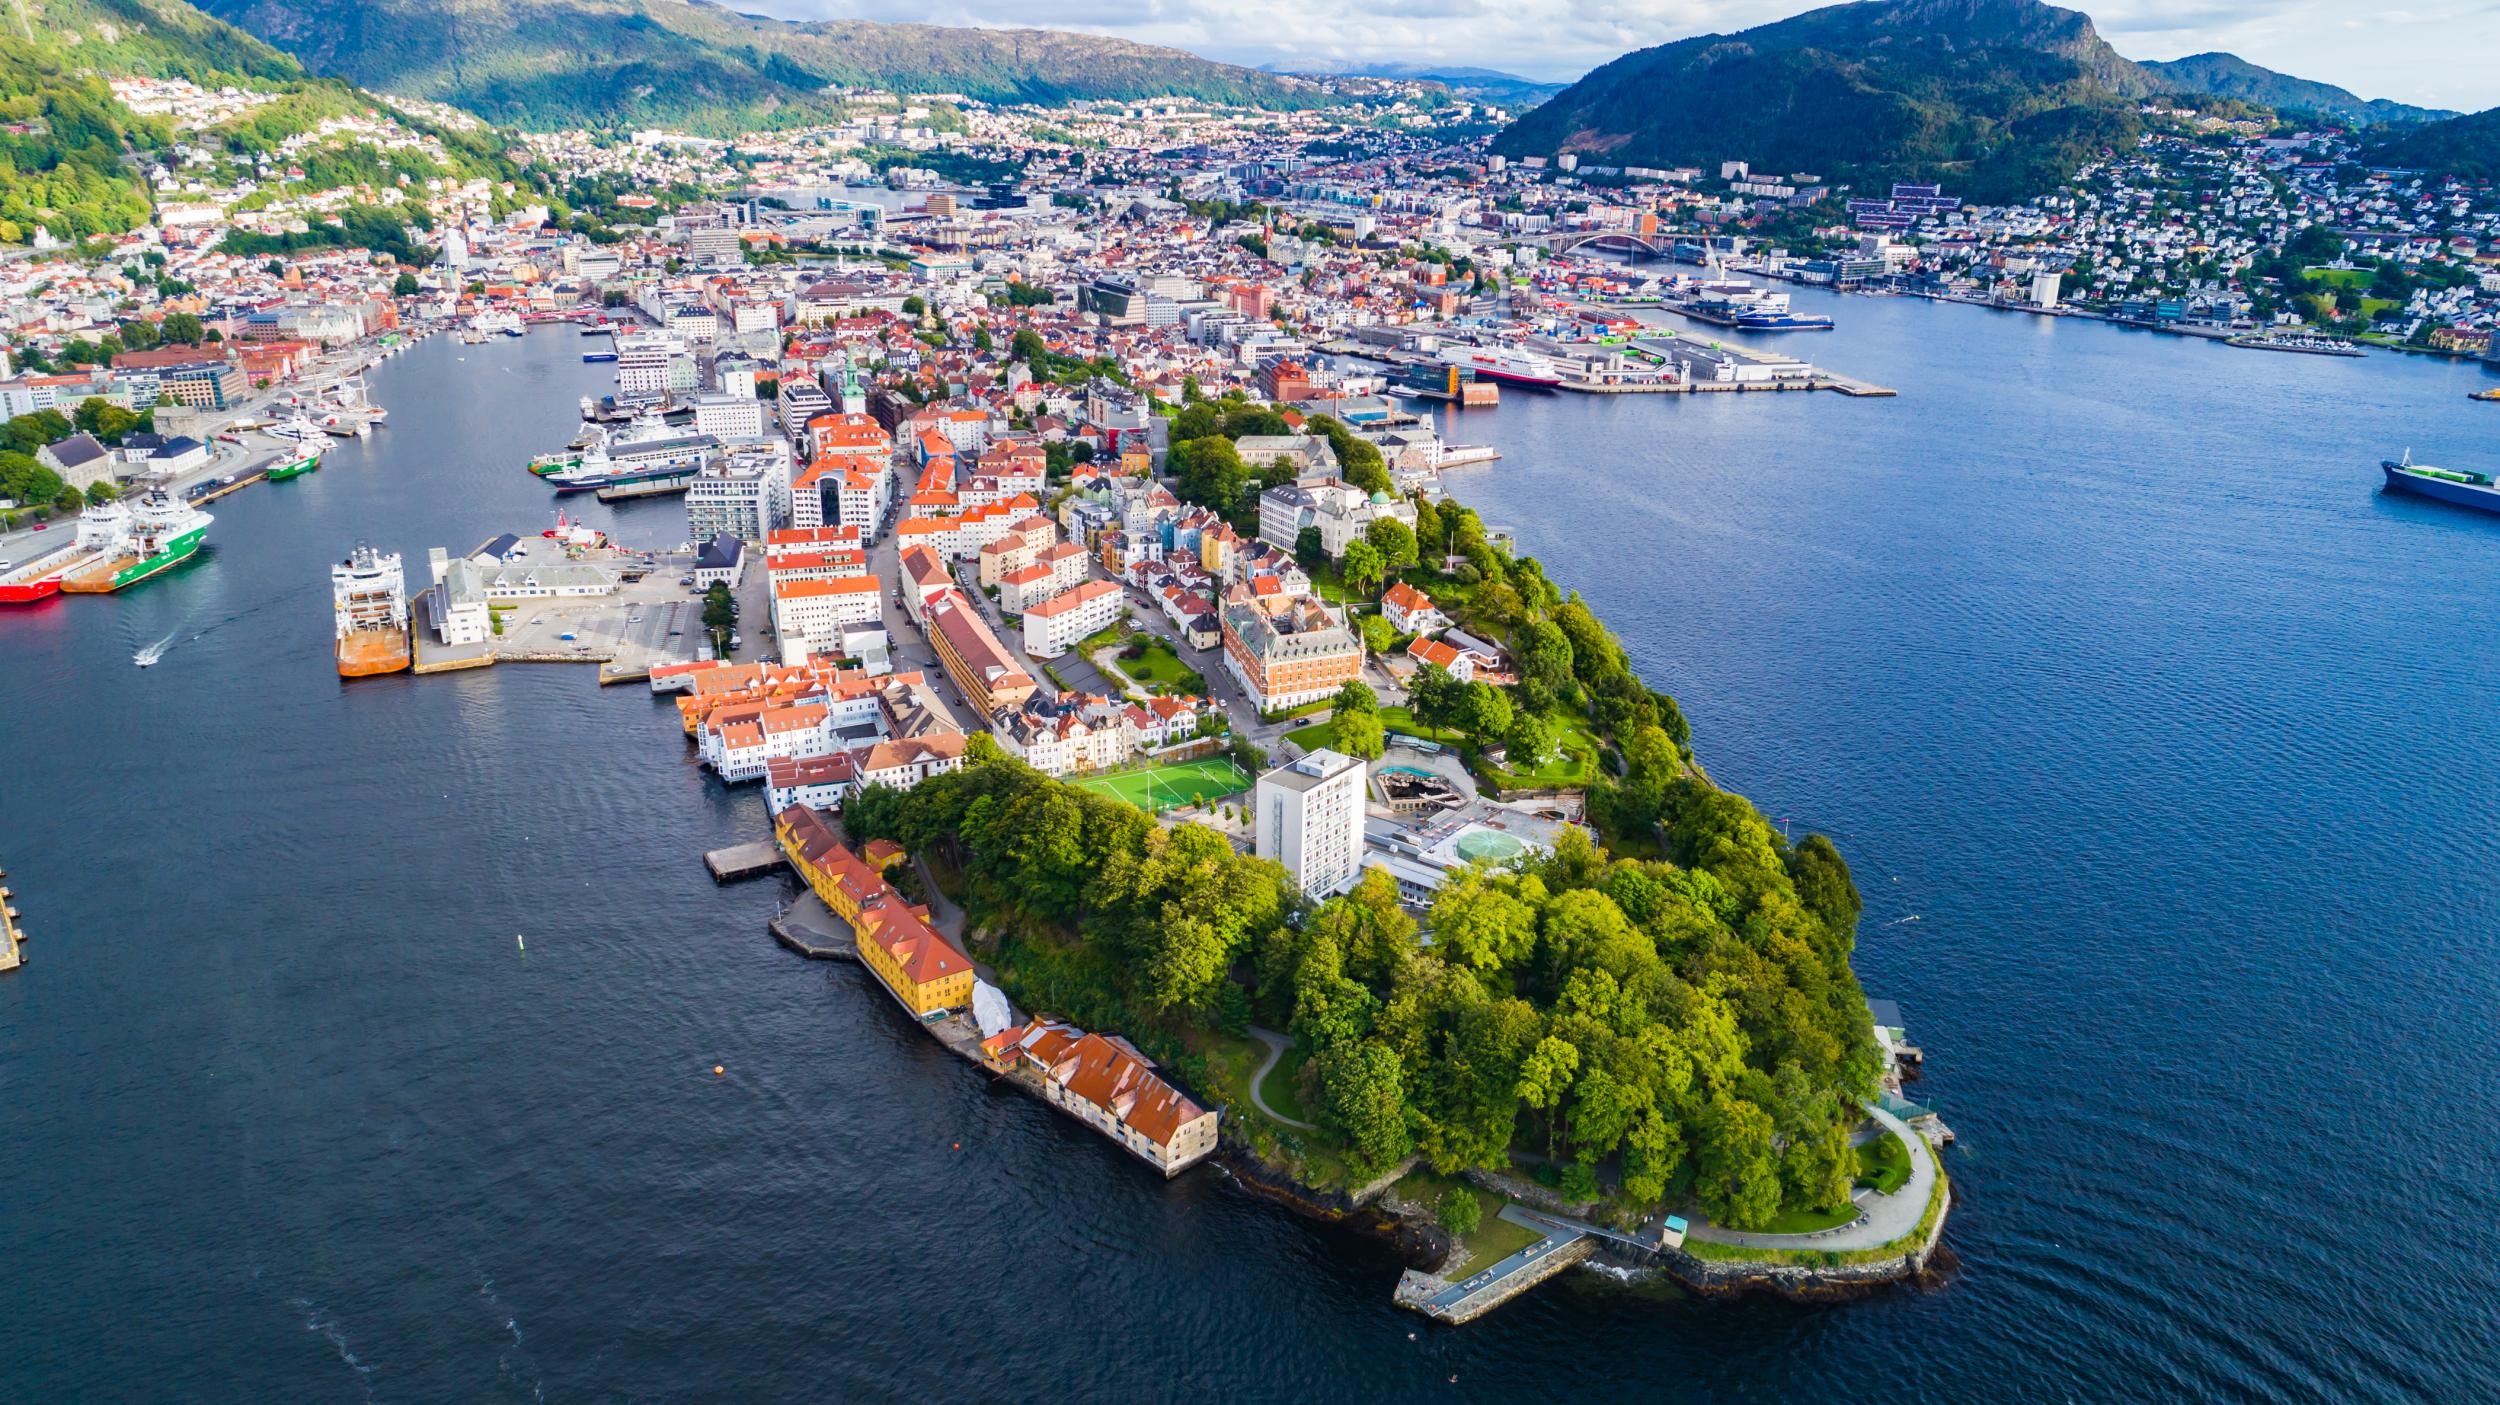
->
1;867;24;973
704;840;786;883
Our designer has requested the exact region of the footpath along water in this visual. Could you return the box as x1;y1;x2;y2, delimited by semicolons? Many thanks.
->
2;301;2498;1401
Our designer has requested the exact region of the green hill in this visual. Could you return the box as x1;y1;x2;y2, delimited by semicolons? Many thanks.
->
1492;0;2162;203
0;0;526;246
189;0;1333;132
2366;105;2500;179
2142;52;2453;127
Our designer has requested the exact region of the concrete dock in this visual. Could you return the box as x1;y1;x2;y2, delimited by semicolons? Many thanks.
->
706;840;786;883
769;893;857;959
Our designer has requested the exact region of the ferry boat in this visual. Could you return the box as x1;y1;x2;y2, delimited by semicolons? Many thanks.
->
266;444;323;481
2381;450;2500;515
544;411;720;493
333;544;412;676
60;495;213;593
1734;309;1836;332
1434;344;1563;389
0;542;79;604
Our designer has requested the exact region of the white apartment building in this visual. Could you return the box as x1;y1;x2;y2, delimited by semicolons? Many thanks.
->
1255;748;1368;898
1021;578;1125;659
771;575;884;663
683;443;790;543
692;394;766;440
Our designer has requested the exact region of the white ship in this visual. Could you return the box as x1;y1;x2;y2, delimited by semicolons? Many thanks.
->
332;544;412;676
1434;344;1565;388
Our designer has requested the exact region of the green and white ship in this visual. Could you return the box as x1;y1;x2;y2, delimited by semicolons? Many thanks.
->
61;496;214;593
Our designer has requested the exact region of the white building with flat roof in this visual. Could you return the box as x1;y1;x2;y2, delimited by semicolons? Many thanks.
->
1255;748;1368;898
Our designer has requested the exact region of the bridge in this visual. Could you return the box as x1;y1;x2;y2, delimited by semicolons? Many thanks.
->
1526;230;1681;259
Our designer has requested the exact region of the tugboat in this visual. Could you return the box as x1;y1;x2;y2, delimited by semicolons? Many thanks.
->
2382;449;2500;515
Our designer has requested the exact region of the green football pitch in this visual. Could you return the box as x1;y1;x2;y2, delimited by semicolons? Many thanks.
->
1072;758;1253;814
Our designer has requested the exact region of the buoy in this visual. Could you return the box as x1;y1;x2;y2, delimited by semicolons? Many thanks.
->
713;1065;725;1076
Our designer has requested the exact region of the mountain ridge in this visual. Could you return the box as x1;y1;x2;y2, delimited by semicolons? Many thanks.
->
1492;0;2472;202
2140;51;2454;127
190;0;1336;131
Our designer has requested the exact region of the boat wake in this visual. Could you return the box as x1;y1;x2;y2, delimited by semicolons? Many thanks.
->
134;631;177;667
290;1297;379;1403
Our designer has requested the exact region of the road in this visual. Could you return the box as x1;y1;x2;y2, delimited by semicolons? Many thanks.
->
1243;1026;1318;1130
1685;1100;1941;1253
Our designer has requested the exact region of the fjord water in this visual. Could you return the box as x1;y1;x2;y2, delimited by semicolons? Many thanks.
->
2;302;2495;1402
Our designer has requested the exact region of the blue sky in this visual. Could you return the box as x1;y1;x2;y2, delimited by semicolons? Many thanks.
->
743;0;2500;112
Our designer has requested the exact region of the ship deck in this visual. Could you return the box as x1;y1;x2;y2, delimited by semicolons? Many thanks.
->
338;629;414;676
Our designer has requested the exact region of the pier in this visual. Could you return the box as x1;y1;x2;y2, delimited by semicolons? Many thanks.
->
1;866;24;972
768;893;857;959
705;840;786;883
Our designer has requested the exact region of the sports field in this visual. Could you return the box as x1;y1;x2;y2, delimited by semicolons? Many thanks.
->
1072;757;1253;814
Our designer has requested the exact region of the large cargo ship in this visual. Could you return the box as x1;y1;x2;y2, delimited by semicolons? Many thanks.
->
333;544;412;676
60;496;213;593
1434;344;1563;389
266;444;323;480
2381;451;2500;515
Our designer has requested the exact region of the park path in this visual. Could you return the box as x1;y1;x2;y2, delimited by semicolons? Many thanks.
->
1245;1026;1319;1129
1686;1100;1939;1253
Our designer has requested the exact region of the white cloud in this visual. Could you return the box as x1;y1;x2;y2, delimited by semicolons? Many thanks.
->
738;0;2499;110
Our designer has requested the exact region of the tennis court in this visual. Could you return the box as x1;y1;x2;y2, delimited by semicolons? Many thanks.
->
1073;757;1253;814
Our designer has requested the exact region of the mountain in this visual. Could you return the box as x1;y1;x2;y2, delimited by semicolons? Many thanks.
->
189;0;1332;132
2142;52;2454;127
1493;0;2163;202
2366;105;2500;180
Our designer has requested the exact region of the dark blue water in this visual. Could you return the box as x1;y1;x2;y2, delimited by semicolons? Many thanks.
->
3;304;2497;1402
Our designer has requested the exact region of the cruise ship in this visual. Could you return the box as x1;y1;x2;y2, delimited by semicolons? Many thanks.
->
333;544;413;676
2382;450;2500;515
59;495;214;593
544;411;721;495
1434;344;1564;388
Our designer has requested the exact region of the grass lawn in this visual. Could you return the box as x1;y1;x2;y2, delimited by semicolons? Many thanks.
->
1756;1202;1860;1235
1070;757;1252;814
2303;267;2373;289
1401;1174;1544;1277
1258;1044;1312;1124
1856;1128;1912;1194
1118;641;1195;689
2358;297;2399;319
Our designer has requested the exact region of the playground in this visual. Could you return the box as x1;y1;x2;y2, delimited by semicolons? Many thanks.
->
1071;757;1253;814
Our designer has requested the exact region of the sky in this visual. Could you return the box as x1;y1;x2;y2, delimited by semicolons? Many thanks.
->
733;0;2500;112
